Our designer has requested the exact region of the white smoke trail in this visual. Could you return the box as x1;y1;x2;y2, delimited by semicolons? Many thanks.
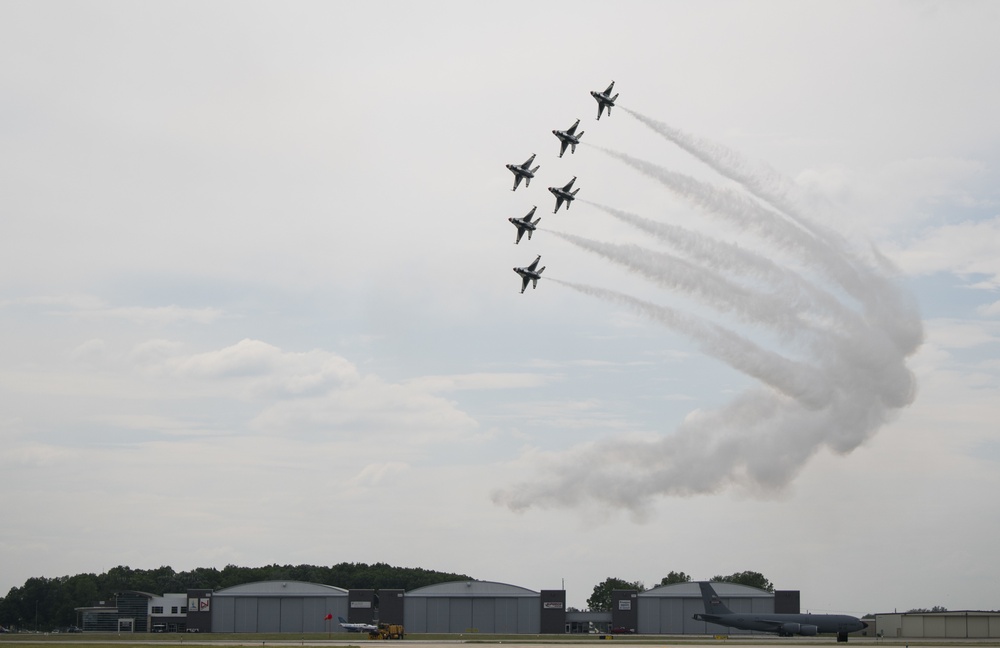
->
596;146;877;308
544;279;830;409
580;200;869;336
554;231;802;329
493;117;922;513
620;108;923;356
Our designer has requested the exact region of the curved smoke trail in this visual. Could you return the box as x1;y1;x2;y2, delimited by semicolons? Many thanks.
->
493;114;922;513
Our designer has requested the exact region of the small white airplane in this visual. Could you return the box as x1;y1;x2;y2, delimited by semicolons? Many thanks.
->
548;176;580;213
338;617;377;633
509;206;541;244
514;255;546;293
553;119;584;157
590;81;619;120
506;153;540;191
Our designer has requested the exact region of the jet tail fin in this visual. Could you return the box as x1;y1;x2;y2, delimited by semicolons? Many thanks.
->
698;582;733;616
611;93;619;102
530;165;540;174
537;266;546;277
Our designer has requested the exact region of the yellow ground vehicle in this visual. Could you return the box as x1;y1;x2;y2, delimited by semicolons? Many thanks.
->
368;623;404;640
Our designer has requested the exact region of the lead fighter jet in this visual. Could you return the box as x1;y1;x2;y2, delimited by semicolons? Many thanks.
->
548;176;580;213
552;119;584;157
590;80;619;120
508;206;540;244
513;254;545;293
505;153;540;191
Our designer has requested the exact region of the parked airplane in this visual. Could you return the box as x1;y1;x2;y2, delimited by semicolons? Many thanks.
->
692;582;868;643
590;81;619;120
514;254;545;293
553;119;584;157
338;617;378;633
509;206;540;244
548;176;580;213
506;153;540;191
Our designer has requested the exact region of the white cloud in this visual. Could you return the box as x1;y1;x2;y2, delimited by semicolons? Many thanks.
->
885;216;1000;284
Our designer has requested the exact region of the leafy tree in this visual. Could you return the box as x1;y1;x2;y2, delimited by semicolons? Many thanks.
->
587;577;645;612
907;606;947;613
657;571;692;586
711;570;774;592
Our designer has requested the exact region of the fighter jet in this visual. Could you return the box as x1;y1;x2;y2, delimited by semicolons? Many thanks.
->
508;206;540;244
513;254;545;293
590;80;619;120
692;582;868;643
548;176;579;213
552;119;585;157
506;153;540;191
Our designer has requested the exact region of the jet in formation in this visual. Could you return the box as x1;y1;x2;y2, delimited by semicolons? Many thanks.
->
548;176;580;213
338;617;378;633
692;582;868;643
591;80;619;120
506;153;539;191
514;254;545;293
552;119;585;157
509;206;540;244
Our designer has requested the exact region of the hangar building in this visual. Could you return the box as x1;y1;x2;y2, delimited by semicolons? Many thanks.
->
638;582;777;634
874;611;1000;639
210;581;348;633
403;580;558;633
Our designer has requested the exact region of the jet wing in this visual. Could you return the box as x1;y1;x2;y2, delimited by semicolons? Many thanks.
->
562;177;576;190
522;153;536;167
511;174;522;191
514;227;525;244
755;618;793;630
604;81;615;95
521;275;530;293
559;140;569;157
526;255;541;271
567;119;580;134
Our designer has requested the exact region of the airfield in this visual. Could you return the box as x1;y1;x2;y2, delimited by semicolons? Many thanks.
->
3;634;1000;648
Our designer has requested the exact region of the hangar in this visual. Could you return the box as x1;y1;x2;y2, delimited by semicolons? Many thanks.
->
211;581;348;633
874;611;1000;638
403;580;549;633
638;581;776;634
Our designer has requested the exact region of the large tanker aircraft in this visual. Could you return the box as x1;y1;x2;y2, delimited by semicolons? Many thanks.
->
693;582;867;643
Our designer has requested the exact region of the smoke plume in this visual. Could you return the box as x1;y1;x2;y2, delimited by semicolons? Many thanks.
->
493;112;922;513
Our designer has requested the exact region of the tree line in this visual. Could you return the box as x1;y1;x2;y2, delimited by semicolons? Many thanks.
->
0;563;471;631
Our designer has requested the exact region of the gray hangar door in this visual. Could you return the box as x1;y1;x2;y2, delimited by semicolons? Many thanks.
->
213;596;235;633
235;598;257;633
638;597;687;634
258;598;281;633
450;598;473;633
280;599;303;633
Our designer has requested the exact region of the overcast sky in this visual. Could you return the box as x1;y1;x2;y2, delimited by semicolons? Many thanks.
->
2;0;999;617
